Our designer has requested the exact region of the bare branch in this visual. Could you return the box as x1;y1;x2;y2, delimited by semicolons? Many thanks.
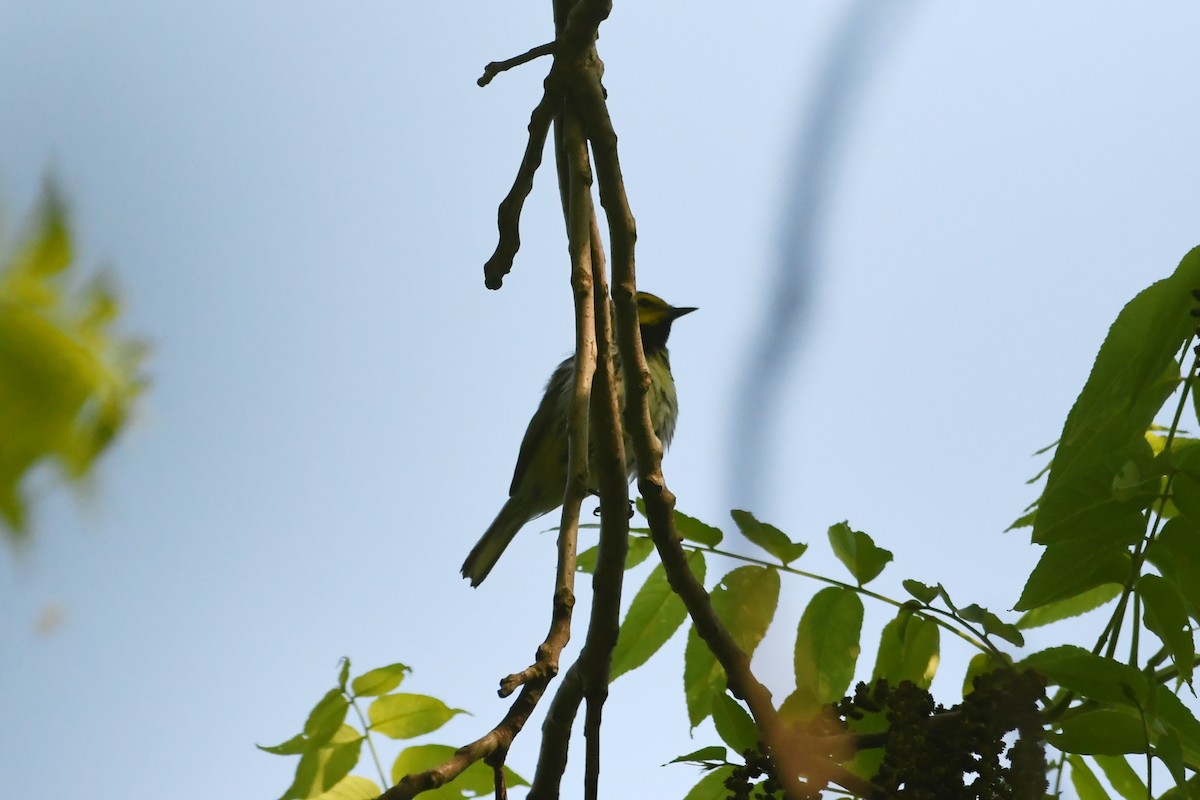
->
483;77;561;290
478;42;557;87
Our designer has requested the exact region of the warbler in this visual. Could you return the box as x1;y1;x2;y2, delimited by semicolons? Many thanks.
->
461;292;695;586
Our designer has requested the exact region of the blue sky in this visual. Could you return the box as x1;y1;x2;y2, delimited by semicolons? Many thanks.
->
3;3;1200;799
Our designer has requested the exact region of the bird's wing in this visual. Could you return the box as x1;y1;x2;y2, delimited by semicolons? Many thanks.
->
509;356;573;497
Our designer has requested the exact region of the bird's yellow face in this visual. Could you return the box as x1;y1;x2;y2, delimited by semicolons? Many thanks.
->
636;292;686;326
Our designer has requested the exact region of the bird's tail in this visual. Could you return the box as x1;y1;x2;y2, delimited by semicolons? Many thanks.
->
461;498;529;587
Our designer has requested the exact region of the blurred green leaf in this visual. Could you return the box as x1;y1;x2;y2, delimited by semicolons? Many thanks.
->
390;744;527;797
1067;754;1112;800
577;534;655;573
258;733;310;756
337;658;350;692
683;566;779;728
792;587;863;719
1091;754;1147;800
1137;574;1194;684
873;611;939;690
730;509;806;564
668;746;728;766
827;523;892;586
711;693;758;755
368;694;466;740
961;653;1002;698
611;552;704;681
350;663;410;697
0;182;145;539
1016;583;1122;629
681;765;737;800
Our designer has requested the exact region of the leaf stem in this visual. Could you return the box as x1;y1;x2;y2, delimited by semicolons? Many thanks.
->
348;694;389;789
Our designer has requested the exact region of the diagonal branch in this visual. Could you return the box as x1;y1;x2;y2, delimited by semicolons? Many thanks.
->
478;42;556;87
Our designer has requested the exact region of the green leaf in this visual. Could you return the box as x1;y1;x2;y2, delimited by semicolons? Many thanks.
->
350;663;410;697
1067;754;1112;800
1016;583;1122;629
674;508;723;547
1016;537;1133;612
681;765;737;800
1153;683;1200;756
279;725;362;800
1049;709;1148;754
258;732;310;756
304;689;350;748
901;580;940;604
577;534;655;573
792;587;863;719
668;745;729;766
1005;508;1036;532
873;611;939;690
1156;729;1190;799
0;184;145;539
336;658;350;692
956;603;1024;647
1091;754;1147;800
961;653;1002;698
611;552;705;681
309;777;381;800
827;523;892;585
1025;249;1200;610
711;694;758;755
730;509;807;564
1019;646;1149;708
368;694;466;739
1137;574;1194;684
390;744;527;796
1147;517;1200;617
683;566;780;728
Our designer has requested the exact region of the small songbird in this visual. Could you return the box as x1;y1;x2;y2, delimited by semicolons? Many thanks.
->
461;292;696;586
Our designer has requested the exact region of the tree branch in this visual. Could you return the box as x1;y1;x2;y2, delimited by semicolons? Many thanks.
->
478;42;557;87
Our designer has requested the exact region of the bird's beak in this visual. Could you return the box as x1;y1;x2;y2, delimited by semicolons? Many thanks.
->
670;306;698;320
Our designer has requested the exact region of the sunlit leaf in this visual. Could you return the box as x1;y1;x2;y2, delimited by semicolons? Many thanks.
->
350;663;410;697
711;694;758;755
368;694;466;739
961;653;1003;698
1049;709;1147;755
1020;646;1148;708
873;611;939;690
668;746;728;766
827;523;892;586
792;587;863;719
390;744;527;797
304;689;350;749
1137;574;1194;684
1092;754;1148;800
681;765;737;800
279;725;362;800
0;183;145;539
1067;754;1112;800
611;552;704;681
730;509;806;564
683;566;779;728
309;776;381;800
1023;248;1200;609
577;535;655;573
1016;583;1122;629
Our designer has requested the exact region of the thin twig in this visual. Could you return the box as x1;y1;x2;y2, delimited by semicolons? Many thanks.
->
478;42;557;87
483;77;561;290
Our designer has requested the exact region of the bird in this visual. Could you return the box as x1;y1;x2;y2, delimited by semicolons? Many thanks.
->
461;292;696;586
